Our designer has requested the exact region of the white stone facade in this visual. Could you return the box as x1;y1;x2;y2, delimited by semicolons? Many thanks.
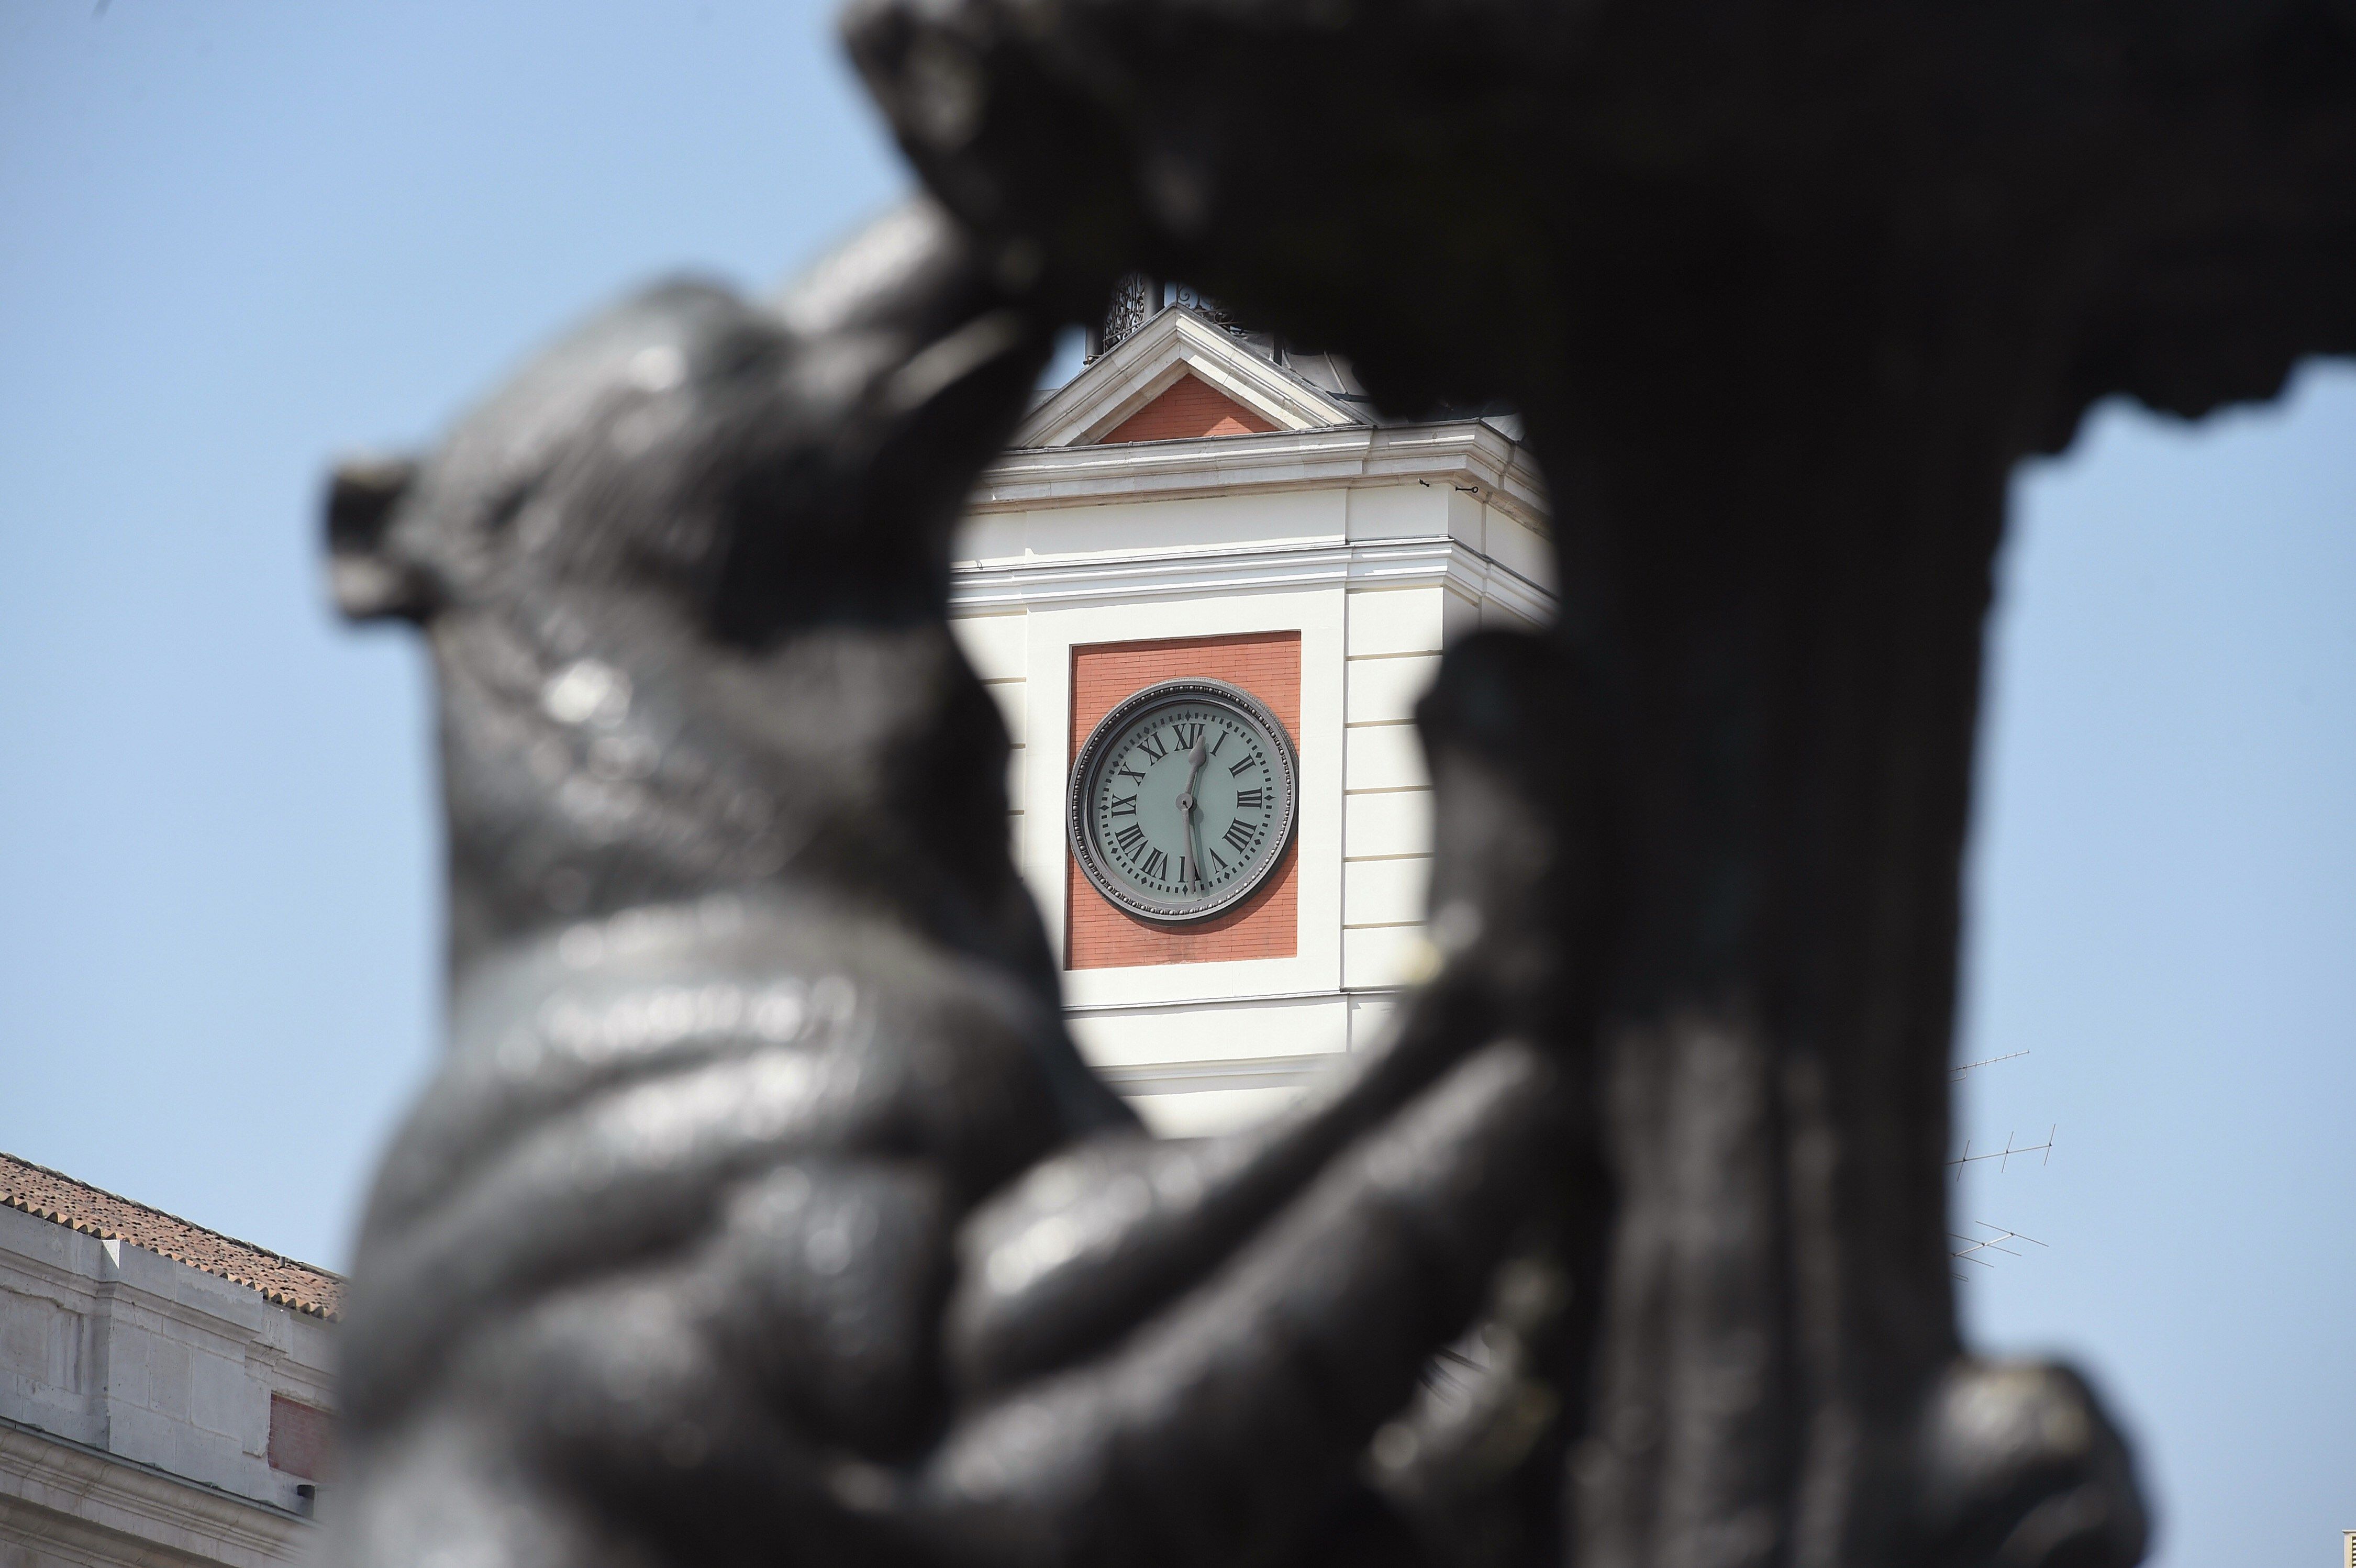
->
0;1204;331;1568
954;308;1556;1136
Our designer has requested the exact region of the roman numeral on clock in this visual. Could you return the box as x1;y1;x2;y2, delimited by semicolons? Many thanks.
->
1113;824;1145;854
1137;731;1168;761
1207;844;1229;871
1173;721;1204;748
1228;756;1257;777
1116;765;1146;785
1223;820;1255;853
1107;794;1137;817
1140;849;1169;881
1235;787;1264;810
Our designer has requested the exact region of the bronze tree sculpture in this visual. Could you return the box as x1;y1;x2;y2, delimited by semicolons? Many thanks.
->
324;0;2355;1562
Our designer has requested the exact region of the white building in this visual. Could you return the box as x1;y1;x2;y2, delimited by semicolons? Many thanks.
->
0;1153;338;1568
953;296;1555;1136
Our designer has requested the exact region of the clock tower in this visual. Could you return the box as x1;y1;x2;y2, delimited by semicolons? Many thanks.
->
950;292;1555;1135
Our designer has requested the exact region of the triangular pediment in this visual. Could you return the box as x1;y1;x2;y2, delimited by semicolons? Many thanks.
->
1099;374;1276;442
1017;307;1369;448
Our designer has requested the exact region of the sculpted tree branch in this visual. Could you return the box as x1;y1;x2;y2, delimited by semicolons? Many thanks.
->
835;0;2356;1562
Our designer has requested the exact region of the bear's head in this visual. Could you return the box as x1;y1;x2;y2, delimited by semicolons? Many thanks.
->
325;204;1054;991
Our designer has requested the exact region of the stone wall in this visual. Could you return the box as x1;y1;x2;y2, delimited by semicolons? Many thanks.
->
0;1205;332;1568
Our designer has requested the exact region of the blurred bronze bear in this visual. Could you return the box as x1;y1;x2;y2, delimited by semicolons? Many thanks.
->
321;202;1583;1568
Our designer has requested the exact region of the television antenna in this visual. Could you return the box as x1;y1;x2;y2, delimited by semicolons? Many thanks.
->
1947;1126;2057;1182
1949;1221;2049;1282
1949;1052;2058;1282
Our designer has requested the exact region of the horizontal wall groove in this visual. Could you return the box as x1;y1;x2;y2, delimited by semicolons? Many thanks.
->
973;419;1549;524
1066;986;1347;1015
947;535;1557;624
1098;1055;1338;1096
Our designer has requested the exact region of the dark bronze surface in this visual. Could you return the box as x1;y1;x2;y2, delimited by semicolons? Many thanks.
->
322;205;1581;1568
326;2;2355;1561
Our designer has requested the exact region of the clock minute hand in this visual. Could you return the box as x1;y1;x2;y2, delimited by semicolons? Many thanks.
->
1176;735;1208;887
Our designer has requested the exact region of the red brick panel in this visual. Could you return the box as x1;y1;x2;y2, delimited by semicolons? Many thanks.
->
1067;631;1302;970
1097;374;1278;443
269;1393;335;1481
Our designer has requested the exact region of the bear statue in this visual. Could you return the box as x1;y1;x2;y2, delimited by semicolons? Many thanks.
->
319;198;1602;1568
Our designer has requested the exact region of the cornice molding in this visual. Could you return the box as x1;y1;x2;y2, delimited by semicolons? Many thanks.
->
1018;308;1365;447
971;418;1549;532
1065;984;1407;1016
1095;1053;1341;1096
0;1419;310;1568
949;533;1558;626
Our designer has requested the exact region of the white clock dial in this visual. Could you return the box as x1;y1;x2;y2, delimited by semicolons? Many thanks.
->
1068;679;1299;923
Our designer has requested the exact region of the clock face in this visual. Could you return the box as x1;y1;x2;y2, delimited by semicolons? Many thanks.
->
1068;679;1299;923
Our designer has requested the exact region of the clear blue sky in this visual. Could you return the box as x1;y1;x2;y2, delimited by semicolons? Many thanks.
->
1;5;2348;1563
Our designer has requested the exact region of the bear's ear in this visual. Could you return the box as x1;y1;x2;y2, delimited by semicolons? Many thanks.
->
325;456;427;622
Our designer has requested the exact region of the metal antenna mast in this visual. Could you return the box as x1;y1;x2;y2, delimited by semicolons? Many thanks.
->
1949;1052;2058;1280
1948;1221;2050;1282
1947;1126;2058;1182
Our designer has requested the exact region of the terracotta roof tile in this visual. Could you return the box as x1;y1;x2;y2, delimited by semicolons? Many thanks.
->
0;1150;343;1320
